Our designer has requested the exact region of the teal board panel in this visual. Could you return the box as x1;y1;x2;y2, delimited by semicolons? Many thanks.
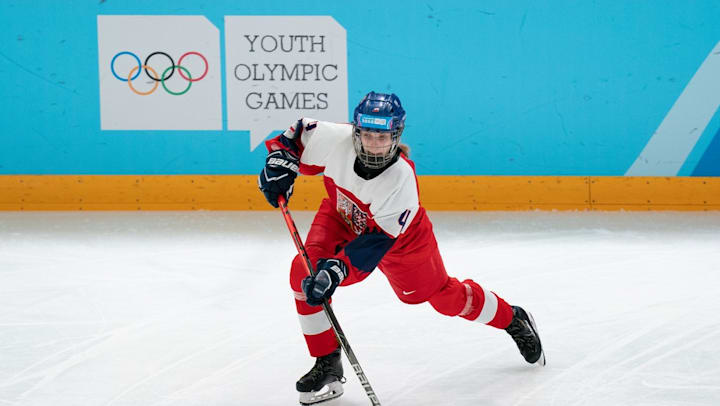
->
1;1;719;175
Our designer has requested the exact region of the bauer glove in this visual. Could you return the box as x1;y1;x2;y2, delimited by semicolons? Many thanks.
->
258;149;299;208
302;258;348;306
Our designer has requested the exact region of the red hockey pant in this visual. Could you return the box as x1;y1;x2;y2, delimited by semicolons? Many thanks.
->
290;200;514;357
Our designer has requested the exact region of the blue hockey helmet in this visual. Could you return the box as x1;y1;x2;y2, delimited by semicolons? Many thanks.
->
352;92;406;169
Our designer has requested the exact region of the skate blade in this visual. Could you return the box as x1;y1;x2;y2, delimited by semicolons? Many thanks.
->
526;311;547;367
299;381;344;405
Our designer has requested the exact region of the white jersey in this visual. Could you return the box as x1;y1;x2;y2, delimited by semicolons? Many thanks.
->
286;118;420;238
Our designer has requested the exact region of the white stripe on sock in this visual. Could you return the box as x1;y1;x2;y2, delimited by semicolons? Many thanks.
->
299;311;332;336
459;283;474;317
474;287;499;324
293;290;307;301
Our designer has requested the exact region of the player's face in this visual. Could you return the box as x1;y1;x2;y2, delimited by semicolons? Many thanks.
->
359;130;392;155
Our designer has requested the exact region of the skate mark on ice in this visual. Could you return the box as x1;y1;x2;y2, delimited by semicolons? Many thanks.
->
0;331;116;390
146;332;298;406
641;382;720;391
563;323;714;406
152;345;297;404
386;344;507;404
510;314;674;406
3;321;156;402
594;325;720;401
103;333;238;406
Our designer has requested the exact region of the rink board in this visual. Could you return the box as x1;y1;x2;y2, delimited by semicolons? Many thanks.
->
0;175;718;211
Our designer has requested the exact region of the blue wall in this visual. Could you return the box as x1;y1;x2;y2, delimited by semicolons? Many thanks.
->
1;1;719;175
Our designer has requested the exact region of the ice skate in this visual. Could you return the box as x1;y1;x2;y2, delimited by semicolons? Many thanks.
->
505;305;546;366
297;347;345;405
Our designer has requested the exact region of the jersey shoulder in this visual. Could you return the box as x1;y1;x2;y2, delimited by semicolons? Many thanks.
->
381;154;419;198
300;120;353;168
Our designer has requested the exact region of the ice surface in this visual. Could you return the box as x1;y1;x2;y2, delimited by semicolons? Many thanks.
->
1;210;719;405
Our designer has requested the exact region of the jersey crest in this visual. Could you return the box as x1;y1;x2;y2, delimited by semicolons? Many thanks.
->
336;189;368;235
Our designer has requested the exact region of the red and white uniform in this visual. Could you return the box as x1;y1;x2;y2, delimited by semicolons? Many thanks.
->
268;119;514;357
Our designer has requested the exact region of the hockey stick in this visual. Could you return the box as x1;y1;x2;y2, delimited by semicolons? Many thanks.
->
277;195;382;406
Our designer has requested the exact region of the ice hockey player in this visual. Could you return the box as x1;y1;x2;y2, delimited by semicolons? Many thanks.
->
259;92;545;405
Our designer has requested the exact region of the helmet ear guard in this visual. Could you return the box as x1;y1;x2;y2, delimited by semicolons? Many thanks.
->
352;92;406;170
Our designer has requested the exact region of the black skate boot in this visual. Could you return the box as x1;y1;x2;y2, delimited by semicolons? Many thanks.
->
297;347;345;405
505;306;546;366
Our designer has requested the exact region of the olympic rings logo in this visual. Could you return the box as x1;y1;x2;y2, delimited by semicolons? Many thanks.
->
110;51;208;96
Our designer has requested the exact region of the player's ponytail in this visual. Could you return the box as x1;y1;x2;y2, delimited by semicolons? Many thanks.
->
398;143;410;157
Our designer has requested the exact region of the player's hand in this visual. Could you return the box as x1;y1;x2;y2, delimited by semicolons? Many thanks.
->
258;149;299;208
302;258;348;306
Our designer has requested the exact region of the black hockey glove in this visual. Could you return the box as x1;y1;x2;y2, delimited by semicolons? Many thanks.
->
302;258;348;306
258;149;299;208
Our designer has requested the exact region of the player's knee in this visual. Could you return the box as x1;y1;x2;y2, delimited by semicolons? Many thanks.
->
427;277;465;316
428;295;457;316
